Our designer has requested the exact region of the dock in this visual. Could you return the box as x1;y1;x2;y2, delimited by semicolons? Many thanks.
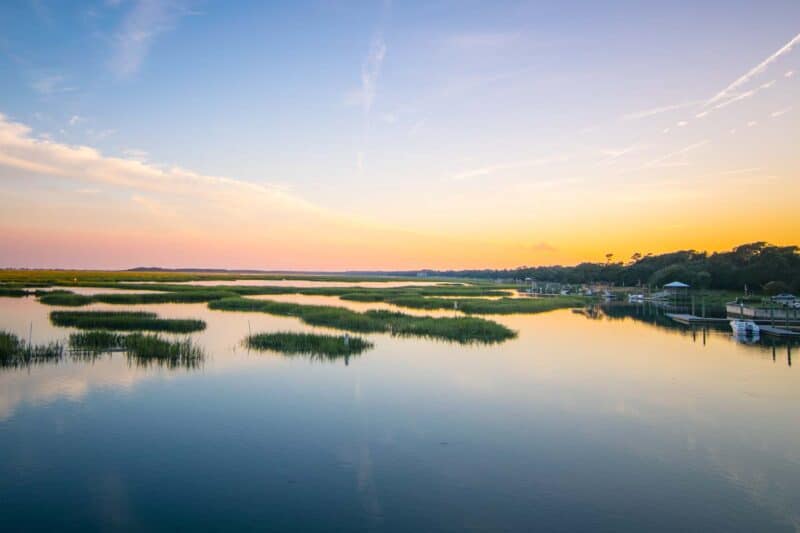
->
666;314;729;326
760;325;800;338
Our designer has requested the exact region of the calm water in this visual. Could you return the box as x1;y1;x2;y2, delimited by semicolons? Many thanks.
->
1;291;799;532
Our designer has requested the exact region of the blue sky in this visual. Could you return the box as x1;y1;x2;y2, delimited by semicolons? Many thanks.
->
1;1;799;268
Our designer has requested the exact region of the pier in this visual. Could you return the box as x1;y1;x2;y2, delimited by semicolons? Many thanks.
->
665;314;728;326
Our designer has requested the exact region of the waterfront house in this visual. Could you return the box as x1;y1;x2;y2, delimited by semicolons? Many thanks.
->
771;293;798;306
663;281;690;295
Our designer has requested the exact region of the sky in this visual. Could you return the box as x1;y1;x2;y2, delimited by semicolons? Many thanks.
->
0;0;798;270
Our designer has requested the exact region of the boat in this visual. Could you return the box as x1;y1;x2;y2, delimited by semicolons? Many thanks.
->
627;294;644;303
730;319;760;337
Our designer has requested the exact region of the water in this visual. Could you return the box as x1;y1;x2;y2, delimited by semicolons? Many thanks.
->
1;292;799;532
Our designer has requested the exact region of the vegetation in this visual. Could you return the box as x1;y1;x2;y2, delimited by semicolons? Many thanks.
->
246;332;373;359
0;269;433;284
68;331;203;368
51;310;206;332
123;334;204;369
209;297;516;343
93;290;239;304
38;291;93;306
386;242;800;293
0;331;64;368
359;295;588;314
69;330;125;352
0;287;30;297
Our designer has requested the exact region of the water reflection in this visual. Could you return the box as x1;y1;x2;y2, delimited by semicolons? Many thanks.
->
2;294;800;530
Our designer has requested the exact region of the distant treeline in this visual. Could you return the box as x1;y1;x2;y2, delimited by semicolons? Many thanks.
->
370;242;800;292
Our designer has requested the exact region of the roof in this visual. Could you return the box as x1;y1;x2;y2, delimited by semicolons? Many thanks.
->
663;281;690;288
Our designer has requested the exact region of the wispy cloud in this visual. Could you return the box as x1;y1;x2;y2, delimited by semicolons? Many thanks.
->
110;0;193;78
122;148;149;161
68;115;84;126
596;144;646;165
706;32;800;107
622;101;699;121
379;112;397;124
531;242;557;253
770;107;792;118
0;113;314;213
348;35;387;114
449;155;568;181
29;73;76;95
442;32;519;51
643;140;709;169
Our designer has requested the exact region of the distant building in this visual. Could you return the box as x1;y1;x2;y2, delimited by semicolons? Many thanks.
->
663;281;690;300
663;281;690;290
772;293;798;306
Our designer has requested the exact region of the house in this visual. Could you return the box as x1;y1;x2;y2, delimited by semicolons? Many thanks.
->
771;293;798;306
663;281;690;293
662;281;690;301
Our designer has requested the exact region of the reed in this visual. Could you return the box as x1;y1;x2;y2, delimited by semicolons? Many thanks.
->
68;330;203;368
209;297;515;343
69;330;125;352
38;291;94;306
0;330;64;368
0;287;30;297
51;310;206;332
123;333;204;369
246;332;373;358
383;295;588;314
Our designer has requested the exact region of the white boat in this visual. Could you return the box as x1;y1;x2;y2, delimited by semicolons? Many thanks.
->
730;319;760;336
627;294;645;303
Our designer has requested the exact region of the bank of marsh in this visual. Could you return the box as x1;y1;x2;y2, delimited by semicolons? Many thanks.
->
210;297;516;343
0;330;64;368
68;331;204;368
51;311;206;332
246;332;373;358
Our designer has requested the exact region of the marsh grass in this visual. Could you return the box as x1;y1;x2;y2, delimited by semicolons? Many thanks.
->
68;330;204;369
69;330;125;352
0;269;439;285
210;297;515;343
0;287;30;297
383;295;589;314
246;332;373;359
51;310;206;332
123;334;204;369
38;291;94;306
93;290;238;304
0;331;64;368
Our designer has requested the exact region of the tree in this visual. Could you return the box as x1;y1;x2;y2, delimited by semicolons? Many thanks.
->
763;281;791;295
694;271;712;289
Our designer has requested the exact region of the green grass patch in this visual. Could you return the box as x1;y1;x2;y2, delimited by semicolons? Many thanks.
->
209;297;515;343
123;334;204;368
0;331;64;368
38;291;94;306
68;330;125;352
51;310;206;332
383;295;588;314
246;332;373;359
68;331;204;368
0;287;30;297
0;269;442;284
37;289;240;307
92;290;238;305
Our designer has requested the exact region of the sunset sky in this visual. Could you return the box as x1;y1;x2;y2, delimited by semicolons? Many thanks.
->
1;1;798;270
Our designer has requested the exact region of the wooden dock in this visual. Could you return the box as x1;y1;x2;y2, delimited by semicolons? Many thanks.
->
760;325;800;338
666;314;729;326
